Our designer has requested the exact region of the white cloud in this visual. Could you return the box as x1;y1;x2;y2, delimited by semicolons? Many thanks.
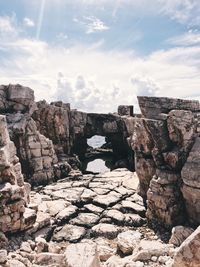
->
1;37;200;113
57;32;68;40
23;17;35;27
74;16;109;34
85;16;109;34
168;30;200;46
0;14;200;113
159;0;200;26
0;15;17;35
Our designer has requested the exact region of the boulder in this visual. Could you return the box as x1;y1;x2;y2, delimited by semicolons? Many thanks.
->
64;242;101;267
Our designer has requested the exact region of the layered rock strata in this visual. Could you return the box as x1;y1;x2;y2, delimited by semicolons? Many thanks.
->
0;85;58;185
134;96;200;227
0;115;36;233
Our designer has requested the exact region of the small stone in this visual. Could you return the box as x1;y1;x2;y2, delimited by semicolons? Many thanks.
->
56;205;78;222
20;242;32;253
33;253;65;266
151;256;157;262
121;200;146;217
0;250;7;264
35;237;48;253
124;214;146;227
84;204;104;215
64;242;101;267
71;213;99;227
53;224;86;242
91;223;119;239
8;259;26;267
104;209;124;224
117;230;142;255
94;238;116;262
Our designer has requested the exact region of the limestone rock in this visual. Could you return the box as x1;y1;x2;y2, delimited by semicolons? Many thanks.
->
172;226;200;267
169;226;194;247
71;213;99;227
135;156;155;200
181;137;200;225
0;250;7;264
32;101;72;155
64;242;101;267
182;137;200;188
118;105;134;116
131;119;153;155
53;224;86;242
132;240;174;261
138;96;200;119
146;170;184;227
91;223;119;239
167;110;195;150
0;115;35;233
33;253;65;267
117;230;142;255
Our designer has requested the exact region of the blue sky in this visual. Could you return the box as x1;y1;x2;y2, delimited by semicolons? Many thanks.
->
0;0;200;112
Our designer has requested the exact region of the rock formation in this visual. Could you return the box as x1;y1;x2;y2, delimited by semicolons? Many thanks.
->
134;96;200;228
0;84;200;267
0;85;58;185
0;115;36;233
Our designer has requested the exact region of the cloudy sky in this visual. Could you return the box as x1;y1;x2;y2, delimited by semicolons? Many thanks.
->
0;0;200;112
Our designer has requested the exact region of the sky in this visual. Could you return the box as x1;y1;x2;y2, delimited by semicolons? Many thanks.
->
0;0;200;113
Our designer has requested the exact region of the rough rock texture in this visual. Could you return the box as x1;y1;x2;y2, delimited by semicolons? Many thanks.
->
118;105;134;116
171;226;200;267
64;242;101;267
33;100;134;168
1;169;177;267
181;137;200;225
32;100;72;156
0;85;58;185
0;115;36;233
169;226;194;247
134;96;200;227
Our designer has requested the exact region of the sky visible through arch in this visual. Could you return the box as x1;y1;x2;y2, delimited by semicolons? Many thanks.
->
0;0;200;113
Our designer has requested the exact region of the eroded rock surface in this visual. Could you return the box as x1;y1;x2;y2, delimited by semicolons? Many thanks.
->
134;96;200;227
171;226;200;267
0;115;36;233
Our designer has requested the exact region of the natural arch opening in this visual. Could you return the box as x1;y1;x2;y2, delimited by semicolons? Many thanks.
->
82;135;114;174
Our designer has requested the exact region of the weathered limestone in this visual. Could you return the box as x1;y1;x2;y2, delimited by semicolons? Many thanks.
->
64;242;101;267
138;96;200;120
0;85;58;185
0;115;36;233
171;226;200;267
169;226;194;247
146;170;185;226
0;84;36;114
8;116;58;185
32;100;72;156
134;96;200;227
118;105;134;116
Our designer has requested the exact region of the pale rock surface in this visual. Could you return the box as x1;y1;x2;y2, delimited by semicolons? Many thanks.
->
117;230;142;255
64;242;101;267
171;226;200;267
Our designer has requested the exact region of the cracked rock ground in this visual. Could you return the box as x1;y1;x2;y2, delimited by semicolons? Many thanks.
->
1;169;176;267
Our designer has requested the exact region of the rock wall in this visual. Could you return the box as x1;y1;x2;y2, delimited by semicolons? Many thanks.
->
0;85;58;186
134;96;200;227
33;101;134;166
32;101;72;156
0;115;36;233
